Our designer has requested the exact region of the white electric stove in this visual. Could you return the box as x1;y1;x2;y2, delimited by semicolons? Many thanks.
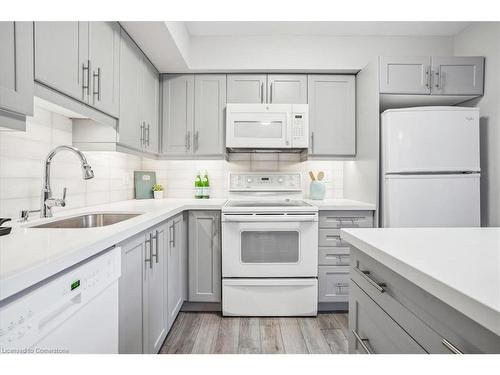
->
221;172;319;317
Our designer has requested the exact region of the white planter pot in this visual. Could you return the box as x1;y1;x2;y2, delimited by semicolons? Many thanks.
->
153;191;164;199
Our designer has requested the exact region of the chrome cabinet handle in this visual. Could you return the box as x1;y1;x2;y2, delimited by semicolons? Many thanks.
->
310;131;314;153
169;222;176;247
353;266;386;293
442;338;463;354
82;60;90;99
434;70;441;89
186;131;191;150
145;235;153;268
92;67;101;102
146;124;150;147
194;131;199;152
260;82;264;103
270;82;273;103
352;330;373;354
425;66;430;88
140;123;145;147
153;230;160;263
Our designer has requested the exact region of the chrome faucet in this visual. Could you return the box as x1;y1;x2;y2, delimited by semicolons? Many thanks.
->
40;145;94;218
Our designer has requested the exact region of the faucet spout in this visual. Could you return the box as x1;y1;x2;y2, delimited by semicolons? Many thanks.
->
41;145;94;218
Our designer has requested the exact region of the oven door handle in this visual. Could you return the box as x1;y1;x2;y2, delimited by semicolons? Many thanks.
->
222;214;318;222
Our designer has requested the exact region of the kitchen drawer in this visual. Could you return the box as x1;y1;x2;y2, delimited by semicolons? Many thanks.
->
318;266;349;303
319;229;350;247
319;211;373;229
350;247;500;353
349;280;426;354
319;247;350;266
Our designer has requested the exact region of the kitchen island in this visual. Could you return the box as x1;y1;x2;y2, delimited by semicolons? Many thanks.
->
341;227;500;354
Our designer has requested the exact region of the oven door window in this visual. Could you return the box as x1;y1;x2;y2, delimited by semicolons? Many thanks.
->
240;231;299;263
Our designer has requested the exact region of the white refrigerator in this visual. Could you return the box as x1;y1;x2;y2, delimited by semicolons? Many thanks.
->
381;106;481;227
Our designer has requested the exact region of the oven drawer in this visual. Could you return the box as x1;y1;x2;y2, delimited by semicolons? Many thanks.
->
318;266;350;303
319;247;350;266
319;211;374;229
222;278;318;316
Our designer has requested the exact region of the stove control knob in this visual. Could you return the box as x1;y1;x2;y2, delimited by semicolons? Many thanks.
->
278;178;284;183
247;178;252;183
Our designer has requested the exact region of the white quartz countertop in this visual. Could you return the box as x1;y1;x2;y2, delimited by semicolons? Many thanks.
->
340;227;500;335
0;197;375;302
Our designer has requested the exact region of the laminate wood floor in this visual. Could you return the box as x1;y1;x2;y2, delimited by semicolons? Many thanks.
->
160;312;348;354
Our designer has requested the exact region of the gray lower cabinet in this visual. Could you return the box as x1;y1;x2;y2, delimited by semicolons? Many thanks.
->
308;75;356;156
161;74;226;157
0;21;33;127
318;211;373;308
379;56;484;96
348;247;500;354
166;214;186;330
119;28;159;153
118;222;168;354
34;21;120;117
188;211;221;302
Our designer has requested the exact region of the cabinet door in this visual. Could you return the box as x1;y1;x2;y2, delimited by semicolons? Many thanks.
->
119;234;146;354
167;215;184;329
194;74;226;155
142;58;160;154
88;22;120;117
144;225;167;354
161;75;194;154
267;74;307;104
118;29;142;150
34;21;89;102
0;22;33;117
318;266;349;302
188;211;221;302
227;74;266;103
308;75;356;156
379;56;431;94
431;56;484;95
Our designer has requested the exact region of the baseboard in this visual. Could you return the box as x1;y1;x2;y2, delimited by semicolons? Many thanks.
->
318;302;349;312
181;301;222;312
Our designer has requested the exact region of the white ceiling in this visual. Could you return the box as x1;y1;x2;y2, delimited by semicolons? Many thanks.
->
185;21;472;37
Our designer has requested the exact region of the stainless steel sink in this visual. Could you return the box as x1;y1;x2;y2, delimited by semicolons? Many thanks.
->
30;213;142;229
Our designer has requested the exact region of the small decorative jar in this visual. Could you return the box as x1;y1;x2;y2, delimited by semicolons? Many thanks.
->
309;181;326;200
153;190;164;199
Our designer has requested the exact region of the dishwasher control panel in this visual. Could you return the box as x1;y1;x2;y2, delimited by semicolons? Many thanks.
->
0;247;120;352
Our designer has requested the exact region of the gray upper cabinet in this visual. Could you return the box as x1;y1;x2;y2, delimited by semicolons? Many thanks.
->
194;74;227;155
379;56;431;94
118;30;142;150
267;74;307;103
34;22;88;103
88;22;120;117
379;56;484;96
431;56;484;95
227;74;266;103
188;211;221;303
119;28;159;153
308;75;356;156
161;74;194;155
0;21;34;118
34;22;120;117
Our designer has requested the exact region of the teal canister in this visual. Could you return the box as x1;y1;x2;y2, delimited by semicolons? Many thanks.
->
309;181;326;200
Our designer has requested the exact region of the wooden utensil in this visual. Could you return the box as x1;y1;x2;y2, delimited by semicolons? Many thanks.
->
317;171;325;181
309;171;316;181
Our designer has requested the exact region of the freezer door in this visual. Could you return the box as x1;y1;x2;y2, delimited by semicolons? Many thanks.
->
382;107;480;173
382;174;480;227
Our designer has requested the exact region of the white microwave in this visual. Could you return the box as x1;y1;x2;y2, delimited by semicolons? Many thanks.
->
226;103;309;150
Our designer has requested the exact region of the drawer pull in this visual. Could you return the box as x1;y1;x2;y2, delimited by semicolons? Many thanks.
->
352;329;373;354
442;338;463;354
354;266;386;293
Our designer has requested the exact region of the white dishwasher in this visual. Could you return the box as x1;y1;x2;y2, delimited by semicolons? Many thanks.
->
0;247;121;354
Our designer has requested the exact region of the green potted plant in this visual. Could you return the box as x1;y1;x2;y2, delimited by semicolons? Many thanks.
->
152;184;164;199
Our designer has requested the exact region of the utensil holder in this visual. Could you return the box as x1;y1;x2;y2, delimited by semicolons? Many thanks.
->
309;181;326;200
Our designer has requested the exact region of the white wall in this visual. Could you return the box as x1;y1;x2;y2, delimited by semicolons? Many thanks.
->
187;35;454;72
454;22;500;227
142;154;344;199
0;107;141;219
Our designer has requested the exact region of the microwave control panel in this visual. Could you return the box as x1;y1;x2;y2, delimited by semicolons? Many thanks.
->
290;105;309;148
